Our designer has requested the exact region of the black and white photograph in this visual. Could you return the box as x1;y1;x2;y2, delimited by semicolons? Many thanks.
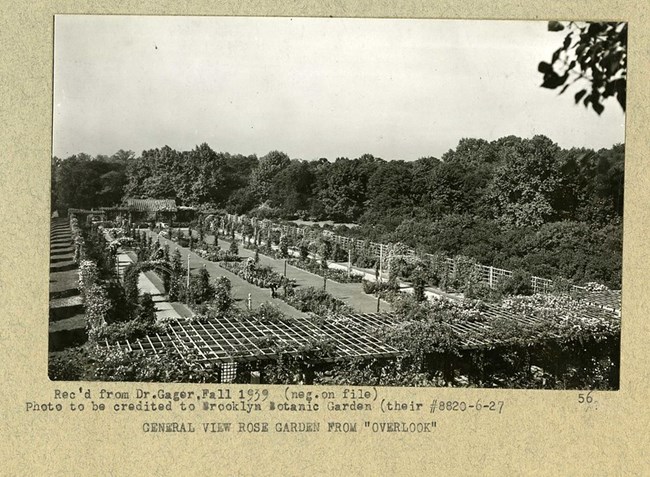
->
49;15;625;389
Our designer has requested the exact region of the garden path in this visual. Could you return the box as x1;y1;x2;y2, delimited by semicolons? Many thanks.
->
117;245;194;318
204;234;390;314
144;230;308;319
212;230;461;302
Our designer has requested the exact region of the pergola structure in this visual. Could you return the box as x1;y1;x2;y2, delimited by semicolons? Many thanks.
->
123;198;177;223
105;314;401;382
344;304;619;349
571;288;621;315
104;294;620;383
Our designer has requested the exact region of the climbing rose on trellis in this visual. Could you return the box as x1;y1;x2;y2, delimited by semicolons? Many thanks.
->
78;260;98;298
85;284;110;340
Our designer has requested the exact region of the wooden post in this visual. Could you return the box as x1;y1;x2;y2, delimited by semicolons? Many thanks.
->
376;294;380;313
323;275;327;291
489;266;494;288
186;254;190;289
284;259;287;277
348;248;352;277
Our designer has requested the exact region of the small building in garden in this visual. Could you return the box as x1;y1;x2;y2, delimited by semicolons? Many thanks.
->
123;198;178;224
176;205;197;223
99;206;129;222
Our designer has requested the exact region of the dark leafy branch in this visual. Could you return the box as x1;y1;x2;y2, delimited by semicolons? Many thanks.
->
539;21;626;114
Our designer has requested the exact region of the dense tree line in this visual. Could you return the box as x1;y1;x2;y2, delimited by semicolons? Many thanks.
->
51;150;132;212
125;144;258;207
51;135;624;287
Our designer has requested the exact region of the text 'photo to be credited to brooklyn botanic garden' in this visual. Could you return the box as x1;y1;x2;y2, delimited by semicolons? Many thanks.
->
49;15;625;395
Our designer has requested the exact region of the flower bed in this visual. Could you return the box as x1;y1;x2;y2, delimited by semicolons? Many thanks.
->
287;258;363;284
219;260;290;289
241;242;284;260
282;286;352;316
239;241;363;284
102;227;126;238
107;237;135;250
218;259;348;317
361;278;401;303
195;247;240;263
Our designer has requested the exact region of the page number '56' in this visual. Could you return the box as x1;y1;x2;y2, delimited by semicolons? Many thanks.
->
578;391;594;404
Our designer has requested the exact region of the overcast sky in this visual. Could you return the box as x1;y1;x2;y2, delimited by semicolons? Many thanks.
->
53;16;626;161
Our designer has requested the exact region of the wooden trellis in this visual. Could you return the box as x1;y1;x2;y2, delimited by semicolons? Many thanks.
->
339;299;621;350
571;288;622;314
106;314;401;369
220;213;622;306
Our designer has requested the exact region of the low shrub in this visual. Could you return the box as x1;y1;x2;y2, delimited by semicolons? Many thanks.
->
283;286;352;316
247;302;288;324
362;279;398;295
92;319;160;345
288;258;363;283
464;282;503;302
49;347;92;381
219;260;289;289
497;269;533;296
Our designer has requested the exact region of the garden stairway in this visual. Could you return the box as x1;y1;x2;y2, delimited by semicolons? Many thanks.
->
49;218;87;352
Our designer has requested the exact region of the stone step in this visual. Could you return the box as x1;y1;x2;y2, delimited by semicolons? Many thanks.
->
49;296;84;321
50;236;72;243
49;269;81;295
49;316;87;352
50;247;74;256
50;261;77;273
50;254;75;264
49;287;80;300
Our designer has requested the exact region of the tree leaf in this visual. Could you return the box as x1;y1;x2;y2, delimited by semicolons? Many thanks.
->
552;49;561;63
615;79;626;111
592;100;605;115
587;22;603;37
574;89;587;103
541;71;569;89
548;21;565;32
541;76;559;89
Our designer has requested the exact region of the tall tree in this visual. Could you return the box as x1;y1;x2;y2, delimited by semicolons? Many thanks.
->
53;153;127;212
268;159;316;216
489;135;562;227
316;155;382;221
248;150;291;204
364;160;416;224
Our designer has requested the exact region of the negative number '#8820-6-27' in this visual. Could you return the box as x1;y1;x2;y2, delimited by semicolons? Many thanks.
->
429;400;505;414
